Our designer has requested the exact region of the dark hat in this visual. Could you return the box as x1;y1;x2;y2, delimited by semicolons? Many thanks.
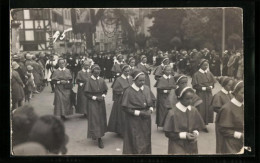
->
128;57;135;64
91;64;101;72
120;63;129;72
174;74;188;84
131;70;144;80
232;80;244;94
198;59;208;68
175;86;194;98
161;57;169;64
217;76;233;87
140;55;147;61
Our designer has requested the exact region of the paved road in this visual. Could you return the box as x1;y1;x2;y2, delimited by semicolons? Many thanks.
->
28;74;221;155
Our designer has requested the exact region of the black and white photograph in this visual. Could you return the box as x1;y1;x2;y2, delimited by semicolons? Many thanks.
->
10;7;247;155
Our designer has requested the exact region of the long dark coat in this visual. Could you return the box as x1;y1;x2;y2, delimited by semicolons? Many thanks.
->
191;70;216;125
107;76;133;135
75;69;91;114
163;105;205;154
215;101;244;154
11;70;25;103
51;68;73;116
121;85;153;154
84;76;108;139
211;90;233;153
154;76;176;127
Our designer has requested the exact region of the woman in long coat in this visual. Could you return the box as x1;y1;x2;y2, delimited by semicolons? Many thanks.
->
75;61;91;116
128;57;138;76
154;65;176;128
163;86;205;154
51;59;73;120
11;67;25;110
191;59;216;131
137;55;152;87
153;57;170;81
215;80;244;154
84;64;108;149
211;76;234;153
108;64;133;136
121;70;154;154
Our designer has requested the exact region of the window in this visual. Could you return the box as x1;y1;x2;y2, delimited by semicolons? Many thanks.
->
24;10;30;19
24;20;34;29
25;30;34;41
43;9;49;19
34;20;44;29
35;30;45;41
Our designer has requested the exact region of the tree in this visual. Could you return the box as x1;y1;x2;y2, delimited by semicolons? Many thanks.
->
228;33;242;51
170;36;182;50
148;9;186;51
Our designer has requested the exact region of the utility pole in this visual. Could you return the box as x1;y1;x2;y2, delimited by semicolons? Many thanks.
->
221;7;226;76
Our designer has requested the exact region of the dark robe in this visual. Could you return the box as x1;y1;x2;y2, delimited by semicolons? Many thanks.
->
215;101;244;154
211;90;233;153
163;105;206;154
12;70;25;103
154;76;176;127
108;76;133;135
153;65;164;80
111;63;122;78
137;63;151;87
192;70;216;125
51;68;73;116
75;69;91;114
209;56;221;76
104;57;113;79
84;76;108;139
121;85;153;154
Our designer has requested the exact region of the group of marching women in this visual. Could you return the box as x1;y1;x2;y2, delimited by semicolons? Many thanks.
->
50;52;244;154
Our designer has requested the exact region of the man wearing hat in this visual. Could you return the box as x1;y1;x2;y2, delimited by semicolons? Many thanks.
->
191;59;217;132
137;55;152;87
12;61;26;85
13;55;27;74
11;63;25;109
222;50;230;76
51;59;73;120
84;64;108;148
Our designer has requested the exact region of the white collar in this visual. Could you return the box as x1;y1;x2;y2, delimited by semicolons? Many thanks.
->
231;98;243;107
130;66;135;69
91;75;100;80
163;74;171;79
221;88;229;95
121;74;129;79
58;67;66;71
131;83;144;91
140;62;146;66
82;68;90;73
176;102;191;112
199;68;207;73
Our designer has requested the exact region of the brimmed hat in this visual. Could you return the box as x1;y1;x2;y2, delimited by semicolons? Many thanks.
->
120;64;129;72
198;59;208;68
232;80;244;94
12;61;20;69
216;76;233;87
117;54;123;59
128;57;135;64
27;65;33;71
91;64;101;72
174;74;188;84
175;86;194;98
161;57;169;64
140;55;147;61
131;70;144;80
13;55;20;60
